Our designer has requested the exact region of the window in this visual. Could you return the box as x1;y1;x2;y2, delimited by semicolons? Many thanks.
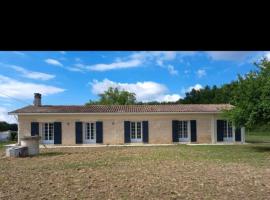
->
178;121;189;142
223;120;233;140
42;123;54;144
84;122;96;142
130;121;142;142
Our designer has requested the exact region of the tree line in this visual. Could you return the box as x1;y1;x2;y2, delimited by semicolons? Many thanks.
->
0;121;18;132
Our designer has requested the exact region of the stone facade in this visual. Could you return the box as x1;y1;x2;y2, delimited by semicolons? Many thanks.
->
17;113;224;145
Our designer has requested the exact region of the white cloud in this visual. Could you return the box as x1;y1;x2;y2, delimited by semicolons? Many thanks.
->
196;69;206;78
88;59;142;71
13;51;25;56
45;58;63;67
0;107;17;123
188;84;203;92
90;79;181;102
70;51;196;74
265;52;270;60
167;65;178;75
0;75;65;99
206;51;252;62
7;65;55;80
160;94;181;102
59;51;66;54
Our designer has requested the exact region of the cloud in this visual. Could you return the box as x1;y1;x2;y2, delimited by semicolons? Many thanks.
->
0;75;65;99
7;65;55;80
0;107;17;123
206;51;253;62
196;69;206;78
45;58;63;67
13;51;25;56
88;59;142;71
59;51;66;54
167;65;178;75
90;79;181;102
265;52;270;60
70;51;196;74
188;84;203;92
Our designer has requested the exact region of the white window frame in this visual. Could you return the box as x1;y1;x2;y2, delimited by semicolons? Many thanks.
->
130;121;143;143
178;120;190;142
83;122;96;144
42;122;54;144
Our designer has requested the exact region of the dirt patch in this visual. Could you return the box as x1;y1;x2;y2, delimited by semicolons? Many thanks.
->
1;146;270;199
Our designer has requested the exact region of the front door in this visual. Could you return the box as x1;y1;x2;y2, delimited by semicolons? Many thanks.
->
178;120;189;142
223;121;233;142
84;122;96;144
130;121;143;142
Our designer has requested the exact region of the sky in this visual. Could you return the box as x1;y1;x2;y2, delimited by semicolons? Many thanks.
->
0;51;269;123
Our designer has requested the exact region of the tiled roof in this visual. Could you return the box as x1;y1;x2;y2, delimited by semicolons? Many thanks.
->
9;104;233;114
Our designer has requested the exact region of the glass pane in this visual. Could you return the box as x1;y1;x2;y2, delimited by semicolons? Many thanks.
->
85;123;90;140
137;122;141;139
223;121;228;137
228;121;232;137
183;121;188;138
179;121;182;138
131;122;136;139
45;123;48;140
91;123;94;139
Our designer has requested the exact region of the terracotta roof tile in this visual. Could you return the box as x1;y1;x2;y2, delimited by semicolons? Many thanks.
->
9;104;233;114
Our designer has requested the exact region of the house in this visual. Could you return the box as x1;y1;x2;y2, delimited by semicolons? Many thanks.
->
8;93;245;145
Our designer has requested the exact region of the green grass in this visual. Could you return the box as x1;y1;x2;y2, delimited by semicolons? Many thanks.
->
0;141;16;149
246;130;270;143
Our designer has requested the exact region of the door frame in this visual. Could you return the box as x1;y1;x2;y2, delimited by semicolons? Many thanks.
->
41;122;54;144
178;120;191;142
130;121;143;143
83;122;97;144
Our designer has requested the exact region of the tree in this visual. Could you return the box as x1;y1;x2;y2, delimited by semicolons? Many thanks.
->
86;87;136;105
224;58;270;129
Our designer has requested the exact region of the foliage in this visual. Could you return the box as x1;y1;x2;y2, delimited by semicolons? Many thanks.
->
86;87;136;105
9;131;18;141
0;122;18;132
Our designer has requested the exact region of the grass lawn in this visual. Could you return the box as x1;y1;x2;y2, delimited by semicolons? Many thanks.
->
246;130;270;143
1;144;270;199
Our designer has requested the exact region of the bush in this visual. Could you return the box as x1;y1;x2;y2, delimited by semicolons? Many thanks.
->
9;131;18;141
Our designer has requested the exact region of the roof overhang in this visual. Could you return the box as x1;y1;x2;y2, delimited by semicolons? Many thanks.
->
9;111;223;115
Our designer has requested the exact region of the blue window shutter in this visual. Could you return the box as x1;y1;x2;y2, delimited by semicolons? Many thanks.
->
235;127;241;141
172;120;178;142
142;121;149;143
96;121;103;143
190;120;197;142
124;121;131;143
54;122;62;144
31;122;39;136
217;120;224;142
75;122;83;144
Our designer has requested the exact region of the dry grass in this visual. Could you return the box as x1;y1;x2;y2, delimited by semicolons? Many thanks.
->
1;145;270;199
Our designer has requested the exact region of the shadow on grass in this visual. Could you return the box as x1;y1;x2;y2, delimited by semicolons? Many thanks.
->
250;145;270;152
39;152;67;157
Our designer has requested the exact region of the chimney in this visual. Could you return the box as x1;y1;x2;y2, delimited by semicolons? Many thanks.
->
33;93;42;106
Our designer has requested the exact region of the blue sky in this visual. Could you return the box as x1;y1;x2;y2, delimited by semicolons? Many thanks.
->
0;51;268;123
